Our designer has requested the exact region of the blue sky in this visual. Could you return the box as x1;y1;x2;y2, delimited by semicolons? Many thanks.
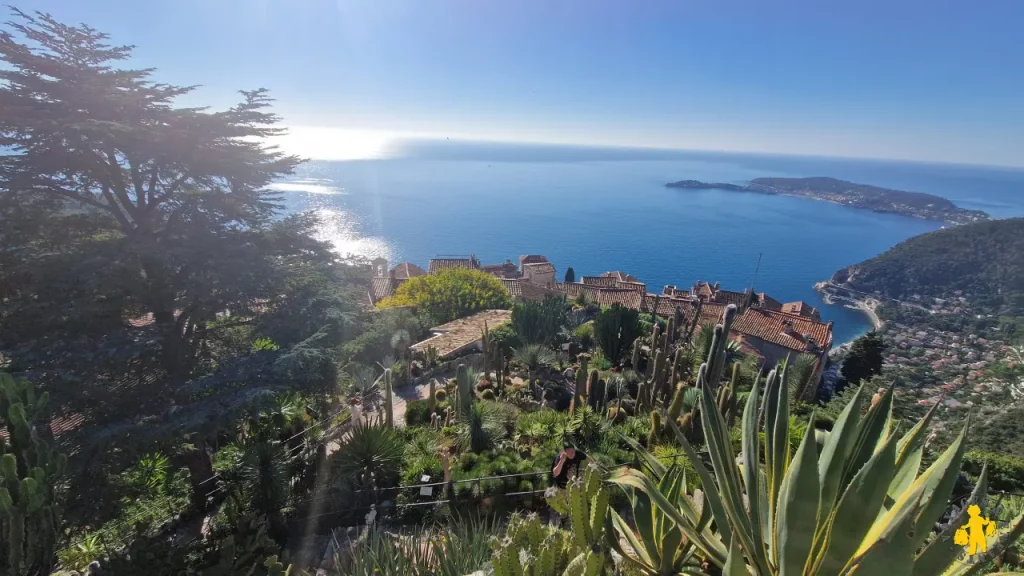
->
19;0;1024;165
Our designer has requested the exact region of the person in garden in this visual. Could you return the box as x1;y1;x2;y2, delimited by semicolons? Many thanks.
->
551;441;587;488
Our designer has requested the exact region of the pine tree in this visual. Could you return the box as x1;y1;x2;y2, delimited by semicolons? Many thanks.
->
564;266;575;283
840;331;885;388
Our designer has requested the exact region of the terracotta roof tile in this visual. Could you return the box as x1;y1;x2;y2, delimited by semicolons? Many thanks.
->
501;278;561;301
428;258;479;275
481;262;521;278
519;255;549;265
390;262;426;280
522;261;555;274
596;289;645;310
411;309;513;357
616;281;647;293
756;293;782;311
370;277;398;304
601;271;640;283
581;276;618;287
713;289;749;307
732;308;832;352
780;301;821;320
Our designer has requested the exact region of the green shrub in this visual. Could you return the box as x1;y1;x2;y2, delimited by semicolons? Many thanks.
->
591;350;613;371
963;450;1024;492
572;322;594;350
488;323;520;357
404;399;437;427
480;389;495;400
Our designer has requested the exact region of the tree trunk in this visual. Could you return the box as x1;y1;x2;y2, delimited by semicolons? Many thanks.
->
181;438;217;513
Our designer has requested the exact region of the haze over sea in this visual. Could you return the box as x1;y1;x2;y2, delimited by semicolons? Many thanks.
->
275;140;1024;346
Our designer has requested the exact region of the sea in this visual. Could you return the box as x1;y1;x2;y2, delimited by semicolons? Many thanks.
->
273;140;1024;346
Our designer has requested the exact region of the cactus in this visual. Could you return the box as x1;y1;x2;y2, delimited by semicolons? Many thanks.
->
541;463;609;575
647;410;662;447
585;370;604;410
666;314;676;345
205;512;291;576
428;379;437;412
455;364;473;419
682;298;703;343
667;347;681;391
630;337;642;370
571;355;590;413
667;383;687;421
382;369;394;428
0;373;64;576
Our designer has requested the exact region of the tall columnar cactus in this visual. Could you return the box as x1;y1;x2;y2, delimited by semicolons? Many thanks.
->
571;355;590;413
650;348;667;401
647;410;662;447
585;370;604;410
715;362;740;428
630;337;642;371
666;315;677;345
682;298;703;344
673;306;684;339
428;379;437;413
695;304;737;392
0;373;65;576
382;369;394;429
455;364;473;420
669;347;685;391
667;383;688;422
645;324;661;379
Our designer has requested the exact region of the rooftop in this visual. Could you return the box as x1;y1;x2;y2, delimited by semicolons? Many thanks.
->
601;271;640;283
428;256;479;275
519;254;549;265
581;276;618;287
390;262;426;280
411;309;513;358
501;278;561;301
522;261;556;274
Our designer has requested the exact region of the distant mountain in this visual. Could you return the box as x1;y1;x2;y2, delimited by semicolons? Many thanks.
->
828;218;1024;315
666;176;989;224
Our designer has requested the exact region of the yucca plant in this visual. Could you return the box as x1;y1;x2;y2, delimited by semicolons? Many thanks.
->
611;363;1024;575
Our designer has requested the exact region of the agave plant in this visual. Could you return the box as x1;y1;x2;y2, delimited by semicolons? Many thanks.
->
333;422;405;489
457;401;504;453
610;364;1024;575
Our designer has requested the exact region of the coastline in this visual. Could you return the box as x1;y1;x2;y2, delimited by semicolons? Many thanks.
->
816;280;884;348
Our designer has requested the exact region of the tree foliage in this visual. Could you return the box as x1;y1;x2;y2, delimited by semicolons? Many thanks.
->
510;294;567;345
838;217;1024;315
376;268;511;324
564;267;575;283
840;330;885;389
593;304;641;364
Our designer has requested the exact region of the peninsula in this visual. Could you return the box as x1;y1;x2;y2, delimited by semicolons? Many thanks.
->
666;176;989;224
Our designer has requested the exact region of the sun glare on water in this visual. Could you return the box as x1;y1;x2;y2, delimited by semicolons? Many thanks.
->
276;126;394;161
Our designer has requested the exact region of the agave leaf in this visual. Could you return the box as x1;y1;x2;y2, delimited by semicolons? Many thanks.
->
607;467;728;565
844;497;921;575
611;508;655;569
668;418;733;546
659;525;685;575
633;486;660;565
723;533;747;576
855;424;966;557
741;374;770;570
908;422;969;550
775;414;820;576
619;432;668;480
896;401;939;469
844;384;894;486
700;377;761;572
765;366;790;552
912;463;988;576
817;385;865;526
812;432;898;576
887;446;922;503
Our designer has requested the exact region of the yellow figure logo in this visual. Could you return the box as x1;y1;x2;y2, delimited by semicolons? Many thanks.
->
954;504;997;557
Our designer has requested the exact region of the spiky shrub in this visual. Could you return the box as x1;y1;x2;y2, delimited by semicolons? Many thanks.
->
332;422;404;489
611;366;1024;575
456;364;475;419
457;402;503;453
532;463;611;576
0;373;65;576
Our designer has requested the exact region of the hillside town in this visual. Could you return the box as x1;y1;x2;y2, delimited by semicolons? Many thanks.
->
369;253;834;379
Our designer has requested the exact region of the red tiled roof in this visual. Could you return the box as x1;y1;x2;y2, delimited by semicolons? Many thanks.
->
616;281;646;293
693;281;716;299
370;277;406;304
428;258;479;275
732;308;832;352
390;262;426;280
596;289;645;310
523;261;555;275
501;278;561;301
519;255;549;265
581;276;618;287
713;289;749;307
601;271;640;283
662;286;690;298
481;262;521;279
756;293;782;311
411;309;513;357
781;301;821;320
